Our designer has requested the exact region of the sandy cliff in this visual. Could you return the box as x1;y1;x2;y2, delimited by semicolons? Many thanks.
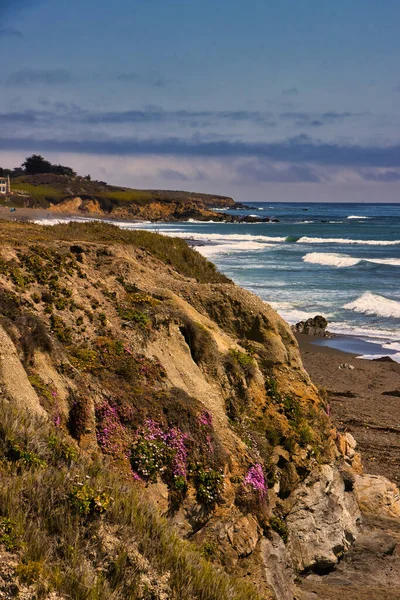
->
0;219;398;599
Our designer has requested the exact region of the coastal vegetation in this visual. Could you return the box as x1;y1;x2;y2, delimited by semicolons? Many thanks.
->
0;218;366;598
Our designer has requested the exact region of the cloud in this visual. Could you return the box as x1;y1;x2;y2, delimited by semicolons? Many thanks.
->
82;108;275;128
235;159;321;183
0;111;38;124
117;72;171;88
3;132;400;169
280;111;356;128
362;169;400;182
6;68;74;86
281;88;298;96
0;27;23;38
158;168;207;182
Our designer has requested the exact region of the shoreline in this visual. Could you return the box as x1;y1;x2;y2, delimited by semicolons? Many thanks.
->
3;208;399;364
296;333;400;483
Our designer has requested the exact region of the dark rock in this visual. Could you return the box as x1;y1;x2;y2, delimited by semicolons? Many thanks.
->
382;390;400;397
373;356;396;363
292;315;333;337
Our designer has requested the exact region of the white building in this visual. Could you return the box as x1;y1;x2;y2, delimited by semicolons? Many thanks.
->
0;176;10;195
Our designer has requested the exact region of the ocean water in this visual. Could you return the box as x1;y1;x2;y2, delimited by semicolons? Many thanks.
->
34;202;400;361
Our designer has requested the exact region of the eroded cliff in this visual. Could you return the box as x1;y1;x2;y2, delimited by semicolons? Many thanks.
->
0;219;390;599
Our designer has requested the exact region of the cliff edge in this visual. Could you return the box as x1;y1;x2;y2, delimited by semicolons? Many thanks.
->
0;219;397;599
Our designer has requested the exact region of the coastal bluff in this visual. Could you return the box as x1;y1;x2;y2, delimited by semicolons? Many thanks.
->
0;219;398;600
4;172;273;222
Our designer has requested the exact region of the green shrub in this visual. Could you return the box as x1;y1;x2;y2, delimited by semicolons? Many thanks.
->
0;517;19;551
269;516;289;544
50;314;72;343
69;482;112;517
191;465;224;507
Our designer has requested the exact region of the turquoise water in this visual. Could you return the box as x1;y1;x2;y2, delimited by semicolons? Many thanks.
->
38;202;400;360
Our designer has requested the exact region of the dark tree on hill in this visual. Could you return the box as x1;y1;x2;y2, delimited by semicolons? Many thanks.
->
22;155;53;175
21;154;77;177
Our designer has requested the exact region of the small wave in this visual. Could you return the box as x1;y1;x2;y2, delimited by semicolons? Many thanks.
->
303;252;400;268
285;235;302;243
343;292;400;319
303;253;360;267
357;353;400;363
162;232;287;243
196;241;268;257
298;236;400;246
347;215;370;219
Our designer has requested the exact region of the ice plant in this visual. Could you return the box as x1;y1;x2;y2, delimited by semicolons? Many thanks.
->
95;401;127;456
199;410;213;427
244;464;267;499
131;419;188;489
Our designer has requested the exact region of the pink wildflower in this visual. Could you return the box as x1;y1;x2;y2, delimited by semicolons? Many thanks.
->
199;410;213;427
244;464;268;499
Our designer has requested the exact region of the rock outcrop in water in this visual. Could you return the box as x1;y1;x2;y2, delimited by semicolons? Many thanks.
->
0;219;398;599
292;315;333;337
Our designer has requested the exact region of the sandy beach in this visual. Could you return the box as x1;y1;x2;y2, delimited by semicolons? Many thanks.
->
296;333;400;483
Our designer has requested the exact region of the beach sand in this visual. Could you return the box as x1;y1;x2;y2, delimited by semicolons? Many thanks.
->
296;333;400;483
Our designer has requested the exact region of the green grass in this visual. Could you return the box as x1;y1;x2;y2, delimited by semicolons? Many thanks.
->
0;399;262;600
10;183;64;205
0;220;230;284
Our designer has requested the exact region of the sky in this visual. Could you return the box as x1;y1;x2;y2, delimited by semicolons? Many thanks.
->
1;0;400;202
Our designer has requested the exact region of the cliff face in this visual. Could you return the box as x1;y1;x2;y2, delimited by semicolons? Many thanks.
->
10;173;237;219
0;220;383;599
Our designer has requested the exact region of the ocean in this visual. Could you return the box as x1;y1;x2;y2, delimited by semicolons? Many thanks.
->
36;202;400;362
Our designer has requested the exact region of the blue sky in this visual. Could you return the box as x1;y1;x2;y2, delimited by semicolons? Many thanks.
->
1;0;400;201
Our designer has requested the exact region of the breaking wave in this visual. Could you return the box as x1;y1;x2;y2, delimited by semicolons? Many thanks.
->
298;236;400;246
195;241;268;257
347;215;371;219
303;252;400;268
343;292;400;319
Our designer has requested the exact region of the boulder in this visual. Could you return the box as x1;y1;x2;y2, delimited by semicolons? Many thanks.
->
261;532;294;600
292;315;332;337
354;474;400;518
286;465;360;573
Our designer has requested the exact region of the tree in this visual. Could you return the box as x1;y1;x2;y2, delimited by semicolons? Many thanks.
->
21;155;77;177
22;155;53;175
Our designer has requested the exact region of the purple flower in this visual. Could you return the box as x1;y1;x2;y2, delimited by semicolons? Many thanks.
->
199;410;213;427
244;464;268;499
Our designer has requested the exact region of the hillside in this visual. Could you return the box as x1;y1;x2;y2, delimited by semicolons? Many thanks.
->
0;219;399;599
5;172;264;222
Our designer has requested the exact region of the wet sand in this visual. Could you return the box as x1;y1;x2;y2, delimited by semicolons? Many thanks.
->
297;334;400;483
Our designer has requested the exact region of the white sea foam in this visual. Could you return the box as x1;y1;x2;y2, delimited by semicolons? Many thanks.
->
195;241;268;257
357;353;400;363
347;215;370;219
303;253;360;267
298;236;400;246
159;232;287;243
303;252;400;268
267;301;319;324
343;292;400;319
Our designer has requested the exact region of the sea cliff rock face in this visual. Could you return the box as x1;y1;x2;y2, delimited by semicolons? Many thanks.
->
0;220;387;600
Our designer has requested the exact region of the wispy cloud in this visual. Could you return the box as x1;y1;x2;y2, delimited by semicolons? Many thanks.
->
117;71;171;88
280;111;359;128
281;87;299;96
6;68;74;86
3;133;400;169
82;108;275;127
0;27;23;38
362;169;400;182
234;159;321;183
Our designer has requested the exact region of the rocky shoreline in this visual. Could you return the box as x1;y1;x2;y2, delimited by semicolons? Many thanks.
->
295;333;400;600
0;204;278;224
